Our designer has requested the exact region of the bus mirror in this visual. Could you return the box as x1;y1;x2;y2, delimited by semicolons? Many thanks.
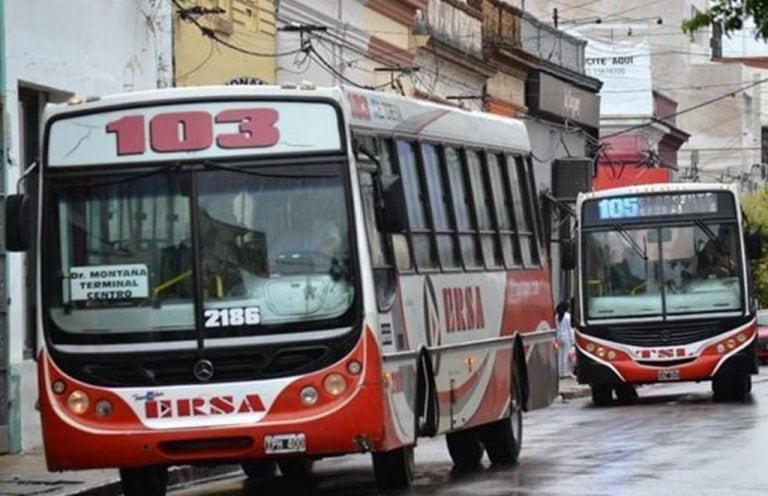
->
5;194;32;252
746;230;763;260
379;174;408;233
561;240;576;270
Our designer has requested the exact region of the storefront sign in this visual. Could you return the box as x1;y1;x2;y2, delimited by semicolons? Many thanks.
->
527;72;599;129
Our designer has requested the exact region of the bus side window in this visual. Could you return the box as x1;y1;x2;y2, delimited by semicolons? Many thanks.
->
445;147;482;269
487;152;521;267
397;140;437;271
508;155;537;267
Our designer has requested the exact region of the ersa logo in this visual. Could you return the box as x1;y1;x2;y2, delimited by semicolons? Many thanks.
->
138;393;266;419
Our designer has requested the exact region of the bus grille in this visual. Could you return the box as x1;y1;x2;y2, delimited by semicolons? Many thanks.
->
593;320;727;347
66;343;340;387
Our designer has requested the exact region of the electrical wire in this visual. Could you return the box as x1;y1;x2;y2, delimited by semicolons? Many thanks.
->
170;0;304;58
175;38;216;81
602;77;768;140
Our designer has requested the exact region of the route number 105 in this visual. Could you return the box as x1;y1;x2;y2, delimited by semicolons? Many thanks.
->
105;109;280;156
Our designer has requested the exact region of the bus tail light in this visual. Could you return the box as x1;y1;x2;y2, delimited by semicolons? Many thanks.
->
67;390;90;415
323;373;347;396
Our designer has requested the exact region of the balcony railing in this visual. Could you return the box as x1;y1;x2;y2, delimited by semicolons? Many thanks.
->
427;0;483;57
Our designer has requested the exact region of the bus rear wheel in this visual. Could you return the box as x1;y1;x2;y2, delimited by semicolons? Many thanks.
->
713;374;751;402
591;384;613;406
446;429;484;472
479;369;524;466
119;465;168;496
278;458;314;477
372;445;414;490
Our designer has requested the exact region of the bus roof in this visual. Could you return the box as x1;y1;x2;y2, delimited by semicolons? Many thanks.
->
44;84;530;154
576;182;739;208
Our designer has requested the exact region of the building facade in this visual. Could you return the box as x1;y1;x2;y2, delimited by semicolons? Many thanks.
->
3;0;173;452
174;0;277;86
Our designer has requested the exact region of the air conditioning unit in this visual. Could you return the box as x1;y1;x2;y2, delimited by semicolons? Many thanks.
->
552;158;593;201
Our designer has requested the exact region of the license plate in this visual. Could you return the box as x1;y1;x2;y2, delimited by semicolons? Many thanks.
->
264;433;306;454
658;369;680;381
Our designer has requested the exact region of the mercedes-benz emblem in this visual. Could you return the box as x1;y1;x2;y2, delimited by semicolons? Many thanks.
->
193;359;215;382
660;329;671;344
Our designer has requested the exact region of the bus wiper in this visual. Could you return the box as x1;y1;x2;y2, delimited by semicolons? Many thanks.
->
613;223;648;261
694;219;717;241
201;160;337;179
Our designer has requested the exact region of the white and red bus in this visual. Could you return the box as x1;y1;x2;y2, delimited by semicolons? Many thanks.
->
572;183;762;405
6;85;558;495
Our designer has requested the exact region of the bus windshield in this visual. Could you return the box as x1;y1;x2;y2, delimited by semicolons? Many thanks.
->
583;221;742;319
48;162;355;338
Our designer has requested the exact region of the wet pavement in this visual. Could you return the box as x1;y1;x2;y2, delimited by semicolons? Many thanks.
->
173;374;768;495
0;377;588;496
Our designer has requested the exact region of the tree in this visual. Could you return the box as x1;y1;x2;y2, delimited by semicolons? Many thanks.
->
682;1;768;40
741;187;768;308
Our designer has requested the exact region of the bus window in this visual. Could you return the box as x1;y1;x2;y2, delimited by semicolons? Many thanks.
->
466;150;502;268
444;147;482;268
422;144;459;269
487;153;522;267
509;155;537;266
397;140;437;270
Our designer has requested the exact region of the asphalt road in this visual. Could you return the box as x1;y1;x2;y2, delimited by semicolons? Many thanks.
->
172;371;768;495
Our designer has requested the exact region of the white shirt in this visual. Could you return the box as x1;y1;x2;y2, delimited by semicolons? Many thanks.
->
556;311;573;341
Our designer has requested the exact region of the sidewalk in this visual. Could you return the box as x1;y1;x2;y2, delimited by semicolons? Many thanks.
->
0;376;589;496
0;449;239;496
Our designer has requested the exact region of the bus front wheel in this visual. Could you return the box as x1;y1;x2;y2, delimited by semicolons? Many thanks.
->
712;374;751;402
372;445;414;490
591;384;613;406
119;465;168;496
241;459;277;480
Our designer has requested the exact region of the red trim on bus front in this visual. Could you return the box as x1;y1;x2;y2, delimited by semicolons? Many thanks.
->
38;327;389;470
575;323;757;383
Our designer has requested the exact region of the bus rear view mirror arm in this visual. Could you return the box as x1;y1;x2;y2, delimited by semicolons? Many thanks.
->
5;194;32;252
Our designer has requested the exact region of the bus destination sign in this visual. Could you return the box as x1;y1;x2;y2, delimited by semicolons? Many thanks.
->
596;192;719;220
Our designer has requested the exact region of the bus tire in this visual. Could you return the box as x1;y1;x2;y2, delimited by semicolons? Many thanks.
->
478;364;524;466
241;459;277;480
591;384;613;407
446;429;484;472
615;384;638;404
713;374;751;402
279;458;314;477
372;445;414;490
119;465;168;496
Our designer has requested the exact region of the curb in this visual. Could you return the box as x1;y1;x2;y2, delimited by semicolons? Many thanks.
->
73;465;241;496
560;387;591;400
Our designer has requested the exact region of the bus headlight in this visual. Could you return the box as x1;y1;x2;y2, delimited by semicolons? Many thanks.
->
300;386;318;406
347;360;362;375
323;373;347;396
67;390;90;415
94;399;113;418
51;380;66;395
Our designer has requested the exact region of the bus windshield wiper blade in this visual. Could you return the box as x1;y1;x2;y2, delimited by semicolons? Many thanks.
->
201;160;337;179
613;223;648;261
694;219;717;241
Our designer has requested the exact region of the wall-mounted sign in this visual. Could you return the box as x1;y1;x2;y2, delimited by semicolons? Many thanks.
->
585;39;652;117
526;71;600;129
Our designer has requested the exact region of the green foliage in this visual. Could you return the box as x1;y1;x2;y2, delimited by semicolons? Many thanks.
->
741;187;768;307
682;0;768;41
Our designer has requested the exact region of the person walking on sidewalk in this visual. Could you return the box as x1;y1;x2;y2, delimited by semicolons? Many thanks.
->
556;300;574;379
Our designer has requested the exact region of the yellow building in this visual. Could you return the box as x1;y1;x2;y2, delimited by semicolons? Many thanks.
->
174;0;276;86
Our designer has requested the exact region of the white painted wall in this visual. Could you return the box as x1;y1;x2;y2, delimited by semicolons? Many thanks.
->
4;0;172;451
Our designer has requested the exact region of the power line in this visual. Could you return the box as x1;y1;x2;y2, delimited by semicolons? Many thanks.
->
602;77;768;140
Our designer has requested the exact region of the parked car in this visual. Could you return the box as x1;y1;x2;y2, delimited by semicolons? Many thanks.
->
758;310;768;364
